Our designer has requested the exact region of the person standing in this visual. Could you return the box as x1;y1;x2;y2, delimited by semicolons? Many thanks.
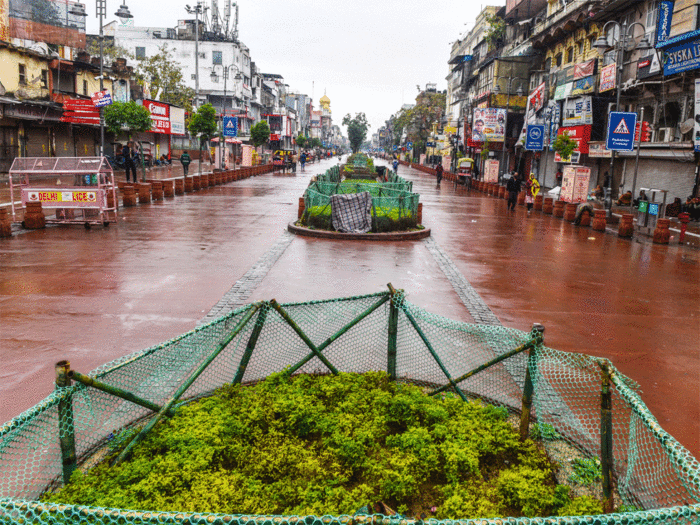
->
525;173;540;213
436;163;443;185
180;150;192;176
123;141;138;183
555;168;563;188
506;172;521;211
392;158;399;174
300;151;307;172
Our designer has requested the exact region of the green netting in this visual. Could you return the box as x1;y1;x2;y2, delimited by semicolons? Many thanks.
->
1;289;699;525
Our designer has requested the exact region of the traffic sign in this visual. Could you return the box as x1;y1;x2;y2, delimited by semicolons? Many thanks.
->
91;90;112;108
606;112;637;151
406;142;413;151
223;116;238;137
525;125;545;151
393;145;398;151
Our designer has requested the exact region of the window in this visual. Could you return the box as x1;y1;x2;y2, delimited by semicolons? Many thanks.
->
83;80;88;95
646;0;659;43
41;70;48;88
576;40;584;56
555;53;562;67
191;74;196;80
19;64;26;85
566;47;574;63
545;57;552;71
135;46;146;59
212;51;222;65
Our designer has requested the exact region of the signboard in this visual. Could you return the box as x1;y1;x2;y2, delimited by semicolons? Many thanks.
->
557;125;592;154
549;102;561;150
270;134;280;141
560;166;591;203
657;0;673;45
664;38;700;75
23;188;103;209
588;142;612;158
91;90;112;108
241;144;254;167
637;52;662;79
606;112;637;151
554;151;581;163
472;107;506;142
599;63;616;93
443;126;457;134
170;107;186;136
574;59;596;80
571;76;595;95
695;78;700;152
528;82;545;114
525;125;545;151
144;99;171;134
563;96;593;126
554;82;572;100
223;116;238;137
406;142;413;150
484;159;499;183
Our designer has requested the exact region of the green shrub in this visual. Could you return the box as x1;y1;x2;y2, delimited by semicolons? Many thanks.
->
44;372;600;520
569;457;603;486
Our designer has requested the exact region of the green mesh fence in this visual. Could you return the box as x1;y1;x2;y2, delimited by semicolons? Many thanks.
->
1;289;699;525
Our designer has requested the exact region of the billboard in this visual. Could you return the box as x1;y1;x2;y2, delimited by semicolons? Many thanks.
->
144;99;171;134
8;0;86;47
472;107;506;142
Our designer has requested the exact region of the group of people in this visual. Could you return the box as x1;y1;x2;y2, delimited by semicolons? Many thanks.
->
505;172;540;213
614;190;700;220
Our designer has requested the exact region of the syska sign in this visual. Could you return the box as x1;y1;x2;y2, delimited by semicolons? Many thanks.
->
664;39;700;75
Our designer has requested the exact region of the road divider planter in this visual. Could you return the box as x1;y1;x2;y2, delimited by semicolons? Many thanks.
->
564;203;577;222
592;210;607;231
543;197;554;214
553;200;565;218
653;218;671;244
22;201;45;229
121;185;137;207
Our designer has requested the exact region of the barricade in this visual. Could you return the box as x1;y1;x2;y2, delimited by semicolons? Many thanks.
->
564;203;577;222
653;218;671;244
618;214;634;238
23;201;45;229
592;209;607;231
0;208;11;237
553;200;565;218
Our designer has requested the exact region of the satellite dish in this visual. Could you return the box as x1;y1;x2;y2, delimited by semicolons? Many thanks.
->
680;118;694;134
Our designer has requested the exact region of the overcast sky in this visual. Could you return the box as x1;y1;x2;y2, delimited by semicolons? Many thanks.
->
87;1;505;135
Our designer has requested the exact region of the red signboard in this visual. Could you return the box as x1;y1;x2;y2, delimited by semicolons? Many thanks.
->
557;125;592;154
144;99;171;134
270;134;281;141
62;98;100;124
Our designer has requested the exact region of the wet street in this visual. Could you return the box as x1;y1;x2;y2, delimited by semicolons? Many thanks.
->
1;158;698;457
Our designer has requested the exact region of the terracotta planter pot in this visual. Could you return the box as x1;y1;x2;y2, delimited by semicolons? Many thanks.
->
137;183;152;204
417;202;423;225
183;177;193;193
534;194;543;211
618;214;634;238
553;200;565;218
122;185;137;207
23;202;45;229
592;210;607;231
517;191;526;206
653;218;671;244
192;175;201;191
543;197;554;214
564;203;577;222
0;208;12;237
579;210;592;227
162;180;175;198
298;197;305;219
151;181;164;201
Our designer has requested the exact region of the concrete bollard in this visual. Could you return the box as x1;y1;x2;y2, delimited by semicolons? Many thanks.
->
122;185;137;207
543;197;554;214
23;201;46;229
417;202;423;225
592;210;607;231
137;183;152;204
564;203;578;222
653;218;671;244
499;185;507;199
618;214;634;238
553;200;565;218
151;181;164;201
192;175;201;191
182;177;192;193
163;180;175;198
517;190;526;206
0;208;12;237
534;194;543;211
298;197;305;219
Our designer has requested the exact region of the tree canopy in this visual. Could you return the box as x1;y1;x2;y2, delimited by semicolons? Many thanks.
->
251;120;271;149
389;93;445;153
295;134;308;150
342;113;370;153
135;44;195;113
104;101;152;136
188;103;218;143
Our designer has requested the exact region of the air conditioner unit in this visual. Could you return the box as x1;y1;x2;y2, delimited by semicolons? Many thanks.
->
657;127;675;142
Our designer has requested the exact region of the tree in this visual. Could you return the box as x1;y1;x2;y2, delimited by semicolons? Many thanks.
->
188;104;218;175
104;101;152;136
295;134;308;150
251;120;271;150
484;13;506;48
342;113;370;153
310;137;322;149
135;44;195;113
389;93;445;154
552;134;577;161
86;40;134;64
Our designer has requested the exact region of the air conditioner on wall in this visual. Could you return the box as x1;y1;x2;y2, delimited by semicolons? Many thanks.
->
656;127;675;142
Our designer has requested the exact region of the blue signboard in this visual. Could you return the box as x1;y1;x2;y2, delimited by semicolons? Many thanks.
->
393;145;398;151
406;142;413;151
606;112;637;151
223;116;238;137
656;1;673;46
525;125;545;151
663;38;700;75
649;203;659;216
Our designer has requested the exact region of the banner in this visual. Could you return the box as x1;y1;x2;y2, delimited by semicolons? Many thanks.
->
574;59;596;80
144;99;171;134
600;63;616;93
656;0;673;45
563;96;593;127
557;125;592;154
472;108;506;142
170;107;186;136
571;76;595;95
695;78;700;152
484;159;499;183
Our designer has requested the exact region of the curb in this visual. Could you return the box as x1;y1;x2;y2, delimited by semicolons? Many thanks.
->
288;222;431;241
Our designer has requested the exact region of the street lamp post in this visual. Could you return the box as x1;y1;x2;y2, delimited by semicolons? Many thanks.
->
185;1;205;108
211;64;240;170
69;1;133;158
593;21;651;217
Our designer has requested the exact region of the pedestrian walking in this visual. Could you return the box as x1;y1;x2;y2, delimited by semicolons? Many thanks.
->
123;141;138;183
300;152;307;172
436;163;443;185
180;150;192;176
525;173;540;213
392;159;399;174
555;168;563;187
506;172;521;211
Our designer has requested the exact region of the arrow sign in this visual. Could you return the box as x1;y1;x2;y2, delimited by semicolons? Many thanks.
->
606;112;637;151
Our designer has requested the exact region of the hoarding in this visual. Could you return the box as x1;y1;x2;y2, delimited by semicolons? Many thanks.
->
599;63;616;93
144;99;171;134
484;159;499;183
560;166;590;203
472;108;506;142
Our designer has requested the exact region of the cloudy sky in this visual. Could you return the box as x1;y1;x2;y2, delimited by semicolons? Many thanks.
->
87;1;504;135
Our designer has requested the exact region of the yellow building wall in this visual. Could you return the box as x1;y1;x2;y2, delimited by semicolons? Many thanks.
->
544;23;601;68
0;47;50;99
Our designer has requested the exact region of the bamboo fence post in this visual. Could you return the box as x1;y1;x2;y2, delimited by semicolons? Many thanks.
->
55;360;77;485
600;361;614;513
519;323;543;441
387;284;400;380
233;305;269;384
